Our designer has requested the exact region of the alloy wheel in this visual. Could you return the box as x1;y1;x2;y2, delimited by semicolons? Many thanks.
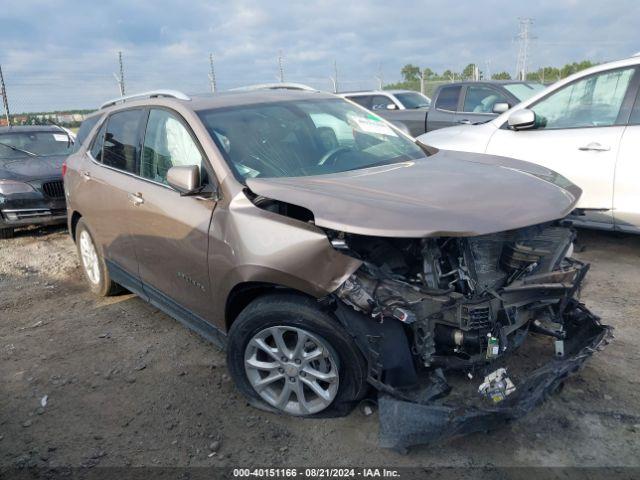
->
244;326;340;415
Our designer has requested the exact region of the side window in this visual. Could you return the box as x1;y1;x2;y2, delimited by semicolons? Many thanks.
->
435;86;462;111
75;116;101;150
347;96;372;109
141;109;203;184
89;121;107;161
463;86;508;113
629;86;640;124
532;68;635;129
103;109;145;173
370;95;395;110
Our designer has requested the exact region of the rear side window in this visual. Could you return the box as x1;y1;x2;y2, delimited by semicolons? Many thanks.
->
75;116;101;149
435;86;461;111
102;109;145;173
90;121;107;161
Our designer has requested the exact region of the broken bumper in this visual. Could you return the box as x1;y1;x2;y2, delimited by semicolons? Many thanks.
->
378;303;612;452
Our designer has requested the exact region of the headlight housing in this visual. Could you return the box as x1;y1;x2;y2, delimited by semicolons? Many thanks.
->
0;180;36;195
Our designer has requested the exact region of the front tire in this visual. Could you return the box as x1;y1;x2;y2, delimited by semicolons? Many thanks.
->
227;293;369;417
75;218;122;296
0;227;14;239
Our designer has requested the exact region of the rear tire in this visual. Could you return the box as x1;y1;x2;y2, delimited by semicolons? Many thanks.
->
75;218;122;296
227;293;369;417
0;228;14;239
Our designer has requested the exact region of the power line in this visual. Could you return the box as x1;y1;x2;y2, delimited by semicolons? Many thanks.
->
0;65;11;125
208;53;217;93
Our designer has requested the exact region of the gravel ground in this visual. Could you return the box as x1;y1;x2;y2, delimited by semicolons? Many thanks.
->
0;225;639;470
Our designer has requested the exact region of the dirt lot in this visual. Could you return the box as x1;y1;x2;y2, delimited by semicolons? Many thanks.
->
1;226;639;470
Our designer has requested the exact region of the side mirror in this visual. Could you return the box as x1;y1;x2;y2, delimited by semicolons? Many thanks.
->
167;165;200;195
492;102;510;114
386;103;398;110
508;109;536;131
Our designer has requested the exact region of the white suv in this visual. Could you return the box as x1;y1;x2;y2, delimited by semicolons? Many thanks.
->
418;55;640;233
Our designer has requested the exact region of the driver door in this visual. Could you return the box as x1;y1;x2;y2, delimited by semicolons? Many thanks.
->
127;108;218;321
486;67;638;228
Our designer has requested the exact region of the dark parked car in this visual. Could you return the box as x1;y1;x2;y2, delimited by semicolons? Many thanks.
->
427;80;545;131
0;126;74;238
340;89;431;137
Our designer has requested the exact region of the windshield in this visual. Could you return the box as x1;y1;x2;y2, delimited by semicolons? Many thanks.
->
198;98;427;181
503;83;546;101
393;92;431;108
0;131;74;159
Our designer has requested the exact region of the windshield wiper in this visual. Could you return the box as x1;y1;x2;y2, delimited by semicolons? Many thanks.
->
0;141;37;157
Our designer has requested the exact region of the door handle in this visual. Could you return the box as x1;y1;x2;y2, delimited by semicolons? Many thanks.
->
458;119;472;125
578;142;610;152
127;192;144;206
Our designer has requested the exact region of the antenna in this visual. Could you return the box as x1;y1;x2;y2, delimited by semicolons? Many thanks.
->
113;51;125;97
278;51;285;83
208;53;217;93
0;65;10;126
515;18;535;80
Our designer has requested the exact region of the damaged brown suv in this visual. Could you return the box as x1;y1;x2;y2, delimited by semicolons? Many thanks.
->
64;89;610;450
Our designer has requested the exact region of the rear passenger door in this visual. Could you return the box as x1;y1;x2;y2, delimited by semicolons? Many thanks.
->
428;86;461;131
78;109;146;285
127;108;219;321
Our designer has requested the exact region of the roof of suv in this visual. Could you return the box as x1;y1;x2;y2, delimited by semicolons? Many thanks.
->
93;89;337;118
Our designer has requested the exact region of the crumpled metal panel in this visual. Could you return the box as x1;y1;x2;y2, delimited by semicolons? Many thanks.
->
378;307;612;452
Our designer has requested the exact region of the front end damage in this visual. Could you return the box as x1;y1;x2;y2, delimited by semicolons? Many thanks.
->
327;222;612;451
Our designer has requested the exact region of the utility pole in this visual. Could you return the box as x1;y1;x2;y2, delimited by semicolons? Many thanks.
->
277;51;284;83
113;51;125;97
375;64;383;90
0;65;10;126
515;18;534;81
419;69;426;95
329;59;338;93
208;53;217;93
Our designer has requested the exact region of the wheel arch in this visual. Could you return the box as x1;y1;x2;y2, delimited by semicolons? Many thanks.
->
224;281;317;332
69;210;82;242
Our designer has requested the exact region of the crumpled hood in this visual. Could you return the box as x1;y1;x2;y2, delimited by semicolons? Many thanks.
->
246;149;582;238
0;155;66;181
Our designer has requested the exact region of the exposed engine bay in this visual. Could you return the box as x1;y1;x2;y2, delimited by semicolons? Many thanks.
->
332;223;582;369
326;222;611;450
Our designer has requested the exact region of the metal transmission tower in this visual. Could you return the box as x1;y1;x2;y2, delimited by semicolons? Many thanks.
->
515;18;534;81
208;53;217;93
277;51;285;83
329;59;338;93
113;51;126;96
375;64;383;90
0;65;10;126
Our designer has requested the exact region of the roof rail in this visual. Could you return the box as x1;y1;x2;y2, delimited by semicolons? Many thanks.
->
100;90;191;110
229;82;318;92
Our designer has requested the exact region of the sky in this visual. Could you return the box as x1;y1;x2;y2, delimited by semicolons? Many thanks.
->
0;0;638;112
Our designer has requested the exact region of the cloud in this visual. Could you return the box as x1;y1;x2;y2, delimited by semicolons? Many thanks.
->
0;0;638;111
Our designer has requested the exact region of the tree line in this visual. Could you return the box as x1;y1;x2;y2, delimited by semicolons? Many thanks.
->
387;60;597;92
